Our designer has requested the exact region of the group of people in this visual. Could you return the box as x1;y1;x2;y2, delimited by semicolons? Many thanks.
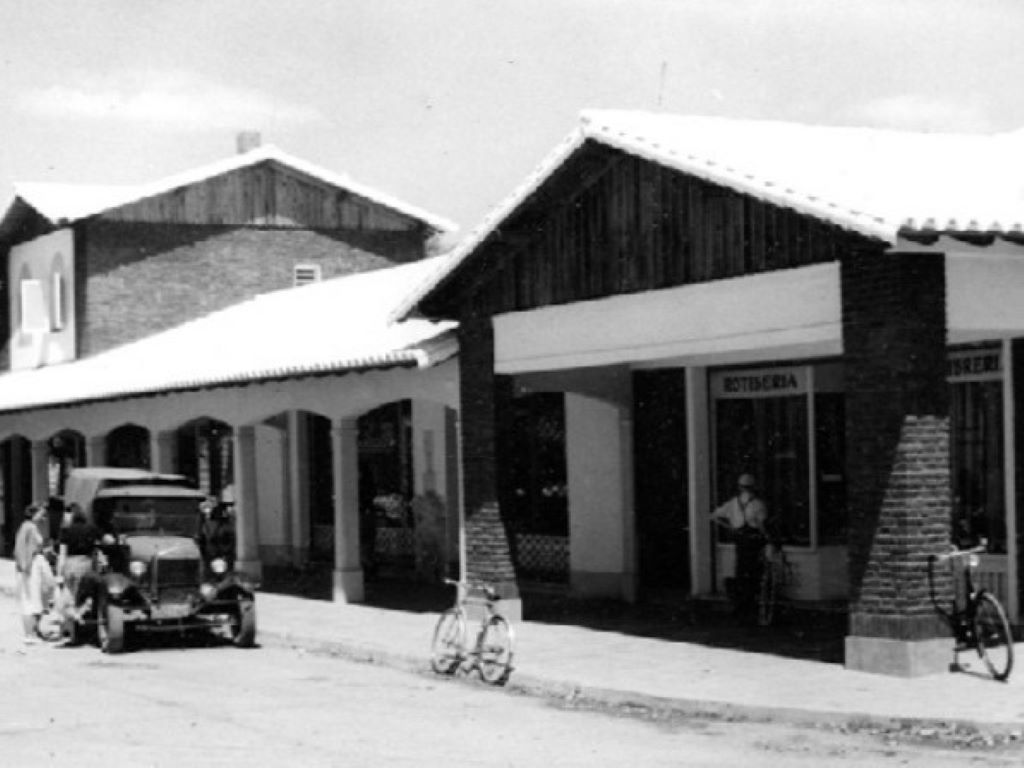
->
13;502;103;644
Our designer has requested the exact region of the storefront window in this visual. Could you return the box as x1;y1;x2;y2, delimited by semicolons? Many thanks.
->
715;395;810;546
950;379;1005;552
508;393;568;536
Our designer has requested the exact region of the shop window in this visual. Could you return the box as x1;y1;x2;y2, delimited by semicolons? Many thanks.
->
508;393;568;536
815;394;846;545
951;380;1005;552
715;396;810;546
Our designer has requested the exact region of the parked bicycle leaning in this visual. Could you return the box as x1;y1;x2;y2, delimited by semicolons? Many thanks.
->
431;579;515;685
928;537;1014;681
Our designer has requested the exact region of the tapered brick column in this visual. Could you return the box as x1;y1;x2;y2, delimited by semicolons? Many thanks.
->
458;318;521;620
842;252;953;676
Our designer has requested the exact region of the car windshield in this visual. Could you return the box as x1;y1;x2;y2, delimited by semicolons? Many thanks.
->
94;497;200;538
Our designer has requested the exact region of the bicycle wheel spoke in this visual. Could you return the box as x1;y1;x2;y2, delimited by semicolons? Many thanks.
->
974;593;1014;682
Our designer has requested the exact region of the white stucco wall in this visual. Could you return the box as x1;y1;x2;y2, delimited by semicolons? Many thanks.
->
9;228;76;370
565;391;635;600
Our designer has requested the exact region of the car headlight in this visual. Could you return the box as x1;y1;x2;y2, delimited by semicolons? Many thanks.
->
129;560;148;578
210;558;228;575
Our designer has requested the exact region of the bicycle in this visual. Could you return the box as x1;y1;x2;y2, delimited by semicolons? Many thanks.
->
430;579;515;685
757;544;792;627
928;538;1014;681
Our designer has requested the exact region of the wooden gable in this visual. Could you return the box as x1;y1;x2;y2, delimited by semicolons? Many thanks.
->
98;161;424;233
423;142;884;320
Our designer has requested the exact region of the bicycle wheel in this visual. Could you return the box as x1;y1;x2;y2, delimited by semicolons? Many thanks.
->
430;608;466;675
757;562;776;627
974;592;1014;681
478;615;515;685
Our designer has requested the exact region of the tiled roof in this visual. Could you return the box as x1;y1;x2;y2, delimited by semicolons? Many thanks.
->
5;144;457;235
0;257;457;414
396;110;1024;319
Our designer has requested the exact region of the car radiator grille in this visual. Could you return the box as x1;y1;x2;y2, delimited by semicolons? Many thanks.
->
153;558;201;590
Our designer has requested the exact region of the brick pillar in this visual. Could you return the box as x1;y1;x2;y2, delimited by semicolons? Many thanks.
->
842;252;953;676
459;318;521;621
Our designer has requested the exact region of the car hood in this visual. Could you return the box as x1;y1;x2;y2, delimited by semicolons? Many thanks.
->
124;535;200;561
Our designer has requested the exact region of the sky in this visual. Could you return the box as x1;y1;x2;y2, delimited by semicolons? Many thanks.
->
2;0;1024;235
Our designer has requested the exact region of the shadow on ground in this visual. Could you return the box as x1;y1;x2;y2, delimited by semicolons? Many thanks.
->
259;567;846;664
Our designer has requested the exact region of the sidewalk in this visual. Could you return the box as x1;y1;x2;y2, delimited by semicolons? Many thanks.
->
3;558;1023;733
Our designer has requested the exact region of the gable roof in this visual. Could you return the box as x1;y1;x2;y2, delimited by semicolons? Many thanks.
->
396;110;1024;319
0;257;457;414
2;144;457;238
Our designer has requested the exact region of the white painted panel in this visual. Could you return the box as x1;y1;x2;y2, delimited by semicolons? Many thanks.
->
948;252;1024;341
495;263;842;373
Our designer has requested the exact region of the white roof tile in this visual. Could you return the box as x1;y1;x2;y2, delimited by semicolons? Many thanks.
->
396;110;1024;319
10;144;457;233
0;257;457;413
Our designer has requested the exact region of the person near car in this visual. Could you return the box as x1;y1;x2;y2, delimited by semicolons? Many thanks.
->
711;473;769;619
56;504;102;617
13;504;49;643
199;502;236;570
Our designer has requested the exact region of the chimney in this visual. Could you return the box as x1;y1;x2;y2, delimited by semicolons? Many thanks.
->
236;131;262;154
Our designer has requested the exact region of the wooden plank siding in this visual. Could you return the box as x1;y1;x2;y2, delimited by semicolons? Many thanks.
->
97;162;421;233
438;146;882;320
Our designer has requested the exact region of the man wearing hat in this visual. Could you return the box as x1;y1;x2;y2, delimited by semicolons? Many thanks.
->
711;474;769;619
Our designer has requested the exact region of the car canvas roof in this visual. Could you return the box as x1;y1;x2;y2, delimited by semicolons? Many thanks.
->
94;485;207;500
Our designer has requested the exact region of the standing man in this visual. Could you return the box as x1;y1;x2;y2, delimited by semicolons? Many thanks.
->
711;474;769;620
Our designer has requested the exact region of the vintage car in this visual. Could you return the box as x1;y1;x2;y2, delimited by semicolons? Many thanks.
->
61;468;257;653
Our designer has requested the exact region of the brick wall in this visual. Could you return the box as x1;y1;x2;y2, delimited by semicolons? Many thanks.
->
78;221;424;357
458;317;518;593
842;252;951;640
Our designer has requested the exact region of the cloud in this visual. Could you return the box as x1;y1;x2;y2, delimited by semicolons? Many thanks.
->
16;70;325;132
845;95;994;133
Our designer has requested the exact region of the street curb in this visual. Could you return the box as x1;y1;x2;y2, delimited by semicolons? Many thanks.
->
257;628;1024;738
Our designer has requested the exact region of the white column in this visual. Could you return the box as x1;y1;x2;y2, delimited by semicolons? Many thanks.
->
686;366;713;595
287;412;310;566
87;435;106;467
233;425;262;579
331;417;364;602
30;439;50;503
150;430;177;474
566;392;633;600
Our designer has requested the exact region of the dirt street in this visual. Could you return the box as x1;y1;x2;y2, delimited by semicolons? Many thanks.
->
0;596;1020;767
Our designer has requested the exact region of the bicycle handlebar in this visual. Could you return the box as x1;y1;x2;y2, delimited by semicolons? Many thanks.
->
443;578;501;600
929;538;989;564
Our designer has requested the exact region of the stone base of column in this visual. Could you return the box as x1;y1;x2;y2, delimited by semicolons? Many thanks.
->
237;559;263;583
845;635;953;677
570;570;637;603
333;567;365;603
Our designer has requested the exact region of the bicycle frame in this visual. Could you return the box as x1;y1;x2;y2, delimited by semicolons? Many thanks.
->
431;579;515;685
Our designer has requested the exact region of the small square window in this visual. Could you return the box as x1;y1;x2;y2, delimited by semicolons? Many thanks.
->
294;264;322;287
